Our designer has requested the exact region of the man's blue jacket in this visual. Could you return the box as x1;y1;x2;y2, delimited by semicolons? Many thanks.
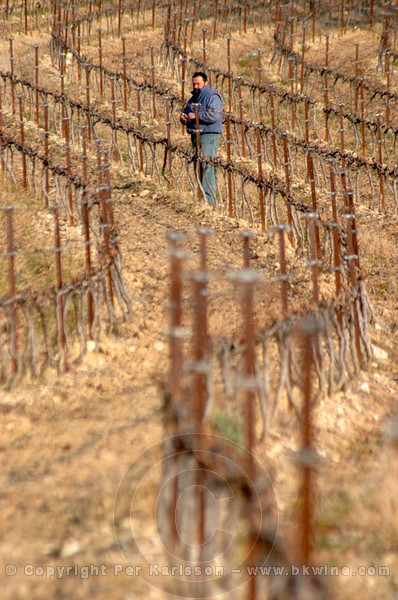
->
183;84;223;134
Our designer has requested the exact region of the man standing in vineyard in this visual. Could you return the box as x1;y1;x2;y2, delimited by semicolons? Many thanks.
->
180;72;223;206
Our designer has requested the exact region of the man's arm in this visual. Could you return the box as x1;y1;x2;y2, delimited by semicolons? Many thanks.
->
199;94;223;124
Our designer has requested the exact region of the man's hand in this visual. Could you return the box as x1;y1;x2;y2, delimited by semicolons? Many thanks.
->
180;112;197;124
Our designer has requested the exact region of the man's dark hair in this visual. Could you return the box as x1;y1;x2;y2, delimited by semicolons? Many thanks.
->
192;71;208;82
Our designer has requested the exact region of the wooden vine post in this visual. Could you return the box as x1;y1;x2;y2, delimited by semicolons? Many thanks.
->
5;206;18;375
256;127;265;231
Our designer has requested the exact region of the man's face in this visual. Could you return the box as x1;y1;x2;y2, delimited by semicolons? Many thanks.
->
192;76;207;92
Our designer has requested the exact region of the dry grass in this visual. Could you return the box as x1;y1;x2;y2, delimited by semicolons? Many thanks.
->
0;176;86;297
